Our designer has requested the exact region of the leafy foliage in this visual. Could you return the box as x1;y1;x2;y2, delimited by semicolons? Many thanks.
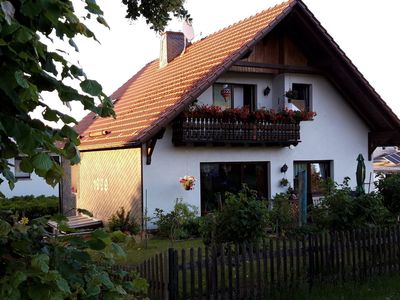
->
122;0;190;32
199;185;269;244
376;173;400;218
0;218;148;299
108;207;141;235
310;178;393;230
0;0;189;188
154;200;200;241
0;195;58;221
269;192;298;236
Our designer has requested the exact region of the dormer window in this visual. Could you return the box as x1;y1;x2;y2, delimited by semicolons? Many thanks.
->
288;83;311;112
213;83;256;111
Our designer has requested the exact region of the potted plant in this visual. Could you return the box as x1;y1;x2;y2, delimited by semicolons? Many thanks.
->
279;178;289;187
180;175;196;190
284;89;299;100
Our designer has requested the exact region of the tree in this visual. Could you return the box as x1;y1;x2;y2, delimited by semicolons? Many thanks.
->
0;0;189;188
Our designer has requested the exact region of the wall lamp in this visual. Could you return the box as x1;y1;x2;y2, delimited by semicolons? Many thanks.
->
263;86;271;96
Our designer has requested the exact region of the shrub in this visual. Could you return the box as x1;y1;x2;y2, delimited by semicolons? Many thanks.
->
199;185;269;244
310;178;393;230
154;200;199;241
0;218;148;299
269;192;298;236
108;207;141;235
376;173;400;218
0;195;58;221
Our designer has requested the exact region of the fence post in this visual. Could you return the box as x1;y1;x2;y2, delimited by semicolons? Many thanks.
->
308;234;314;291
168;248;178;300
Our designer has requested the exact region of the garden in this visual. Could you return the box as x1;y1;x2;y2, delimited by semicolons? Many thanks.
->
2;173;400;299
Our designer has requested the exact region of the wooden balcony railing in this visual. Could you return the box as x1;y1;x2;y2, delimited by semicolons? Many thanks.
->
172;117;300;146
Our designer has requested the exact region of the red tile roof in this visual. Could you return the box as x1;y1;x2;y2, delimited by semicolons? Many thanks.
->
77;0;296;150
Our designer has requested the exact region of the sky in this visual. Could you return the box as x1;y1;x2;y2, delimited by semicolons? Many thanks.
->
49;0;400;122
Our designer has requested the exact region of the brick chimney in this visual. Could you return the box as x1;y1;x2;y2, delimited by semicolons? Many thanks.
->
159;31;186;68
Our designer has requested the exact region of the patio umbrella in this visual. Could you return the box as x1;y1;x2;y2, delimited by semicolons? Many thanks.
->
356;154;366;195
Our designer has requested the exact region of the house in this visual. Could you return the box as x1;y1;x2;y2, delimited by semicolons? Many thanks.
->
373;147;400;174
0;157;60;198
64;0;400;226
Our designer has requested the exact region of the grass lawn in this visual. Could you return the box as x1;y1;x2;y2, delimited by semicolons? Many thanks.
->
117;237;204;265
284;275;400;300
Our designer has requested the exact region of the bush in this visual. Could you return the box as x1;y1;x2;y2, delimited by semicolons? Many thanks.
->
310;178;393;230
199;185;269;244
0;218;148;299
376;173;400;218
0;195;58;221
269;192;298;236
154;200;200;241
108;207;141;235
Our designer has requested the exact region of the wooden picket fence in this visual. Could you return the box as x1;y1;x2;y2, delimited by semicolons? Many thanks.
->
116;225;400;299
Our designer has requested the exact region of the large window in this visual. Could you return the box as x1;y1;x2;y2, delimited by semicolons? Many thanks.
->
288;83;311;112
213;83;256;111
200;162;268;213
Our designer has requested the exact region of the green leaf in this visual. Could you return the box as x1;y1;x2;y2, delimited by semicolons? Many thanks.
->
80;79;102;96
0;219;11;236
87;238;106;250
85;0;103;15
3;168;15;189
98;272;113;289
20;1;42;17
68;39;79;52
59;113;77;124
60;125;79;143
111;243;126;259
32;153;53;172
10;271;27;288
31;254;49;273
20;157;34;173
43;108;59;122
15;27;33;43
56;278;71;294
15;70;29;88
96;16;109;28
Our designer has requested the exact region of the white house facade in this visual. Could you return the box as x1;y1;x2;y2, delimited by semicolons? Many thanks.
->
67;0;400;226
142;72;372;219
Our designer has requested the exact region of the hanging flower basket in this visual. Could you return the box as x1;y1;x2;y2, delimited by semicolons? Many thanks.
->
180;175;196;190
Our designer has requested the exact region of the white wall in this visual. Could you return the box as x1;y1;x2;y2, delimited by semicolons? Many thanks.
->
143;72;372;222
0;158;59;198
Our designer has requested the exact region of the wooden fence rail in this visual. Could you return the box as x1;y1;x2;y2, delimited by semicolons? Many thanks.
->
117;225;400;299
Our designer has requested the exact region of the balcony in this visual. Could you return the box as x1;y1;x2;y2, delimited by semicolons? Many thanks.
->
172;117;300;146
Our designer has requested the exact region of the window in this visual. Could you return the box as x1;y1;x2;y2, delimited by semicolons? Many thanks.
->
288;83;311;112
293;161;331;224
213;83;256;111
15;158;30;179
200;162;268;213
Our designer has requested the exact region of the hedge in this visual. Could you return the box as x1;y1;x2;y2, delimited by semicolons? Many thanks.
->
0;195;59;220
